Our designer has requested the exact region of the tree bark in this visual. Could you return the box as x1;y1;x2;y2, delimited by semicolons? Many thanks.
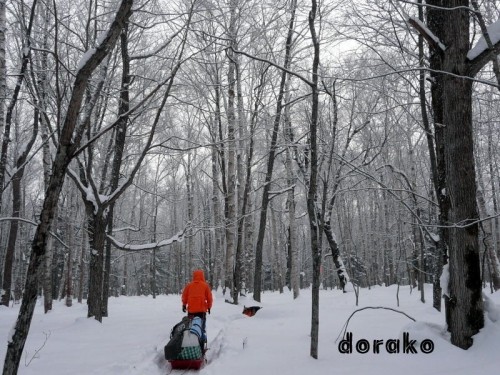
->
0;0;5;144
284;107;299;298
87;210;107;321
308;0;321;359
232;92;255;303
425;0;450;314
224;0;238;296
65;194;73;307
439;0;483;348
102;23;129;312
211;141;223;289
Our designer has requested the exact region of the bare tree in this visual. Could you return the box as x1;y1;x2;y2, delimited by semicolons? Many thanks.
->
2;1;134;373
252;0;296;302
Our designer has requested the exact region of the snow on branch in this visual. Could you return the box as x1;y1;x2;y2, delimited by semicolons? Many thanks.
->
467;1;500;84
408;17;446;52
468;17;500;60
268;184;296;198
107;226;188;252
111;226;141;233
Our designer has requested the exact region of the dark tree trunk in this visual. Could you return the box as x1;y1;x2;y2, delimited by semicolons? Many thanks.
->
444;72;484;349
214;83;227;289
1;109;38;307
252;0;296;302
444;71;483;348
308;0;321;359
65;204;73;307
323;219;348;291
102;23;130;317
1;179;22;307
232;132;253;304
224;0;237;296
430;0;483;349
87;211;107;322
232;80;258;302
426;0;450;313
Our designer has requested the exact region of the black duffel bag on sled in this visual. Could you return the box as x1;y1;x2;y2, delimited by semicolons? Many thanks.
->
164;315;206;370
164;317;191;360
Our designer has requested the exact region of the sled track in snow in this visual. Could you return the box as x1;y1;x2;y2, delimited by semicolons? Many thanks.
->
206;327;225;364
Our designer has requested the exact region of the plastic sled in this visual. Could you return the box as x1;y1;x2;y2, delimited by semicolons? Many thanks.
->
168;357;205;370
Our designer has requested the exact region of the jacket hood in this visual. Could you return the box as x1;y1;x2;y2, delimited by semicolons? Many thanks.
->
192;269;205;282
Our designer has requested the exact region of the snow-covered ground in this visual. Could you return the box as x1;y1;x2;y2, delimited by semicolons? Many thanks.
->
1;284;499;375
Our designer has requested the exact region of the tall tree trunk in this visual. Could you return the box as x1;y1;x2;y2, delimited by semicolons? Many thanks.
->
0;0;5;150
150;158;161;298
87;210;107;322
243;189;254;293
1;109;38;307
232;95;255;303
1;176;21;306
214;81;228;289
308;0;321;359
232;49;248;303
425;0;450;314
40;1;56;311
211;142;223;289
284;97;299;298
253;0;296;302
438;0;483;349
65;196;73;307
101;24;130;316
78;219;87;303
186;156;194;273
270;204;283;293
224;0;238;296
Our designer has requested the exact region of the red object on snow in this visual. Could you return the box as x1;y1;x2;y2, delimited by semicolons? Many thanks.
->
242;305;262;317
169;357;205;370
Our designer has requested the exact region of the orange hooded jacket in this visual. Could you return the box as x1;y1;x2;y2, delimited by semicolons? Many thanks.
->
182;270;213;314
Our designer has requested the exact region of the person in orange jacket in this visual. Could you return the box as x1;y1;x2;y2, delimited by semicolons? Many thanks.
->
182;269;213;319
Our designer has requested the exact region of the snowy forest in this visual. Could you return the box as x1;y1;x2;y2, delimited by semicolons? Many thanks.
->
1;0;500;373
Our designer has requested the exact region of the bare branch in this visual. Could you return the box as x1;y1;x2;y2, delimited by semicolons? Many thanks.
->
0;218;68;249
